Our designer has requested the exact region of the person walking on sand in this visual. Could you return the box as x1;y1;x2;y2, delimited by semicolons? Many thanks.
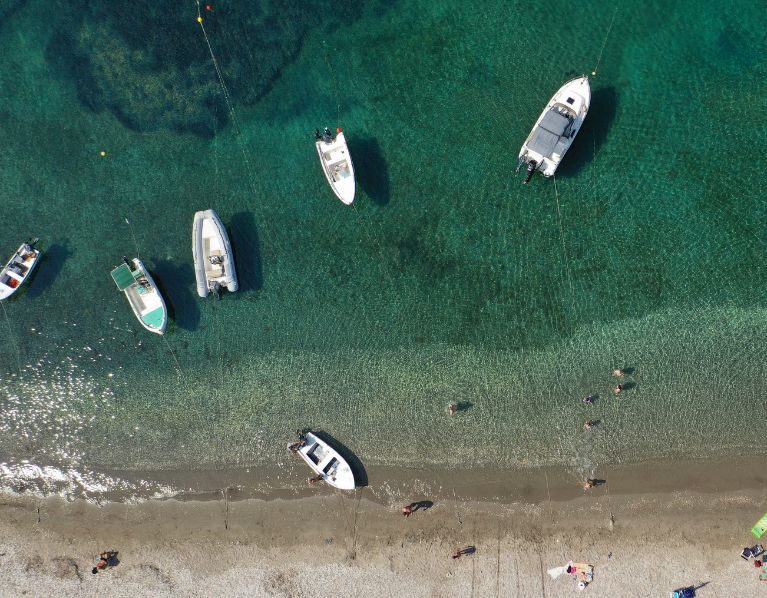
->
613;383;624;395
452;546;476;559
447;402;457;416
583;479;594;491
612;368;625;377
307;473;323;485
402;505;413;517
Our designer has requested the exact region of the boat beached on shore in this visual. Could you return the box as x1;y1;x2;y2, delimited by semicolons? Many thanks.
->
0;240;41;300
110;257;168;335
517;76;591;183
289;431;356;490
315;127;355;205
192;209;238;298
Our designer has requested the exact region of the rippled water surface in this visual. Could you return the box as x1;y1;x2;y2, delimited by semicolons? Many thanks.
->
0;0;765;497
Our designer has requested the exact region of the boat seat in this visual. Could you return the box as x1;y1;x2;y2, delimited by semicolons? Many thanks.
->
307;443;321;464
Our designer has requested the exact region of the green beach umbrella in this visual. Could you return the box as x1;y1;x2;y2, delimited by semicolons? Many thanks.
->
753;512;767;539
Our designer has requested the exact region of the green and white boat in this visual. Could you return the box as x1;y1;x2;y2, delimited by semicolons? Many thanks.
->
110;257;168;335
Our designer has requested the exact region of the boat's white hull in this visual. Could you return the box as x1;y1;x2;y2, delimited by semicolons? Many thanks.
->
518;76;591;178
316;130;355;205
192;209;238;298
0;243;41;300
125;258;167;335
291;432;356;490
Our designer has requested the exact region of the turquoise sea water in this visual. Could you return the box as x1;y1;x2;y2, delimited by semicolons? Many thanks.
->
0;0;765;496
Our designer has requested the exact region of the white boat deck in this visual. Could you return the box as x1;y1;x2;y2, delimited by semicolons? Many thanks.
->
316;130;355;205
0;245;41;299
294;432;356;490
202;220;225;281
192;209;238;297
518;77;590;179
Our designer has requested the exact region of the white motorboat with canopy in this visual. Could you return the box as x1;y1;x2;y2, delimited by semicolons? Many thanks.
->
315;127;355;205
517;76;591;183
110;257;168;335
192;209;238;298
289;431;356;490
0;239;41;300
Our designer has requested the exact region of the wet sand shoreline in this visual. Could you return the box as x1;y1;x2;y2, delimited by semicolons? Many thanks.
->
79;454;767;505
1;473;765;597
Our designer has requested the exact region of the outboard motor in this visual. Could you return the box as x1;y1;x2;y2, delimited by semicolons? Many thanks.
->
322;127;333;144
314;128;322;141
523;160;537;184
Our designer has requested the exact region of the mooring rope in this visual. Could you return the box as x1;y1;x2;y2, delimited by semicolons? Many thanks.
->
1;300;23;376
592;6;618;77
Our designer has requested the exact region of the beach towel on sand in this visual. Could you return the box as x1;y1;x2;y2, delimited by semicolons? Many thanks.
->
753;512;767;539
570;562;594;582
547;564;570;579
547;561;594;582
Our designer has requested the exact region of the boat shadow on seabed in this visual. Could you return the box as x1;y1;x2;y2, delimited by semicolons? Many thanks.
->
303;429;369;488
348;136;390;206
149;258;200;332
555;86;617;179
228;211;263;293
25;241;73;299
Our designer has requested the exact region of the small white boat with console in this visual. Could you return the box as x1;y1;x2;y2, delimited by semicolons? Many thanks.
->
110;257;168;335
0;239;41;300
288;431;356;490
517;76;591;183
192;209;238;298
315;127;355;205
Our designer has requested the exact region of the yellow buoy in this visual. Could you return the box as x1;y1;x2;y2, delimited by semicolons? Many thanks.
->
197;16;203;23
99;150;107;157
591;71;596;76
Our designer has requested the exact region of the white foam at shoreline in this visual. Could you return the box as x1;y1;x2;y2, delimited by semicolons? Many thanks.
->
0;461;179;502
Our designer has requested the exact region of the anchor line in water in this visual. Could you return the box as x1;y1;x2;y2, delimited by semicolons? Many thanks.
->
194;1;285;259
553;175;576;318
591;6;618;76
0;300;23;376
124;217;141;259
322;41;342;125
162;335;183;376
351;203;395;285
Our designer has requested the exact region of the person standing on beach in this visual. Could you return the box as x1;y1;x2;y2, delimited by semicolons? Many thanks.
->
307;474;323;484
612;368;625;377
582;394;594;405
402;505;413;517
583;419;595;430
447;402;457;416
583;479;594;491
613;383;624;395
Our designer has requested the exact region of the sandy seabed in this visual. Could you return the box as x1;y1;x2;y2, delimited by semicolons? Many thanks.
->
1;462;766;598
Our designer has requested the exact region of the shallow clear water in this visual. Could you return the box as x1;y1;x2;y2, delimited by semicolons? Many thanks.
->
0;0;766;496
